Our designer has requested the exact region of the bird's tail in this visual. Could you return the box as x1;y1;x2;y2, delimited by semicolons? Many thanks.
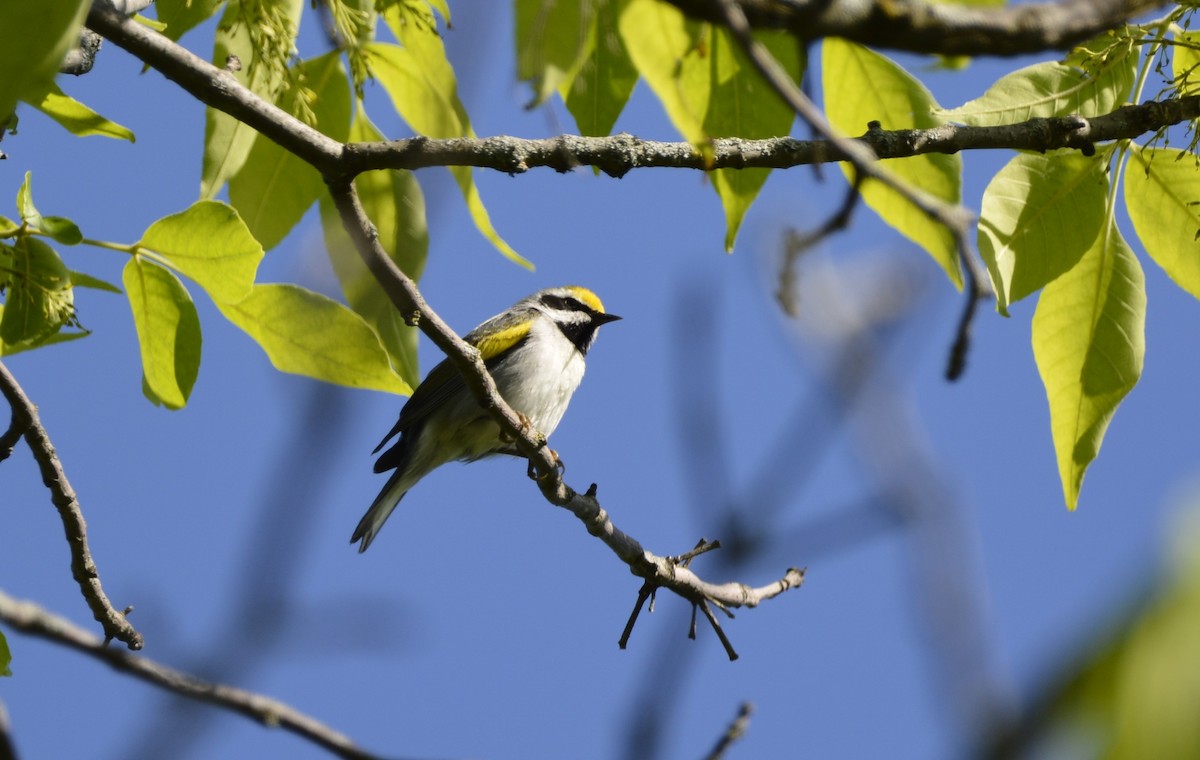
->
351;469;412;553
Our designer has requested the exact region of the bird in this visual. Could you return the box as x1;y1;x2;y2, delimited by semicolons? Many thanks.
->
351;286;620;552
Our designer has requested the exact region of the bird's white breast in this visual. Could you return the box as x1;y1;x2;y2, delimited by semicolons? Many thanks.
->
490;316;586;437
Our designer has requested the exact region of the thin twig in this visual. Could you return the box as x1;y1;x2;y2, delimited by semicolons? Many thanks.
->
0;360;142;650
0;589;389;760
698;600;739;661
703;702;754;760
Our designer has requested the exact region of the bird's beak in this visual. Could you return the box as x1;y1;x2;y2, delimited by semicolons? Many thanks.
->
595;312;622;325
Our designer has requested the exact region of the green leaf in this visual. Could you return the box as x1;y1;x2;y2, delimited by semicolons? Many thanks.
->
70;270;122;293
934;57;1135;126
1125;146;1200;300
823;39;963;287
23;81;136;141
0;237;74;346
124;257;202;409
1032;226;1145;511
1174;31;1200;96
16;171;38;225
562;0;638;137
1;628;11;677
321;105;426;388
0;216;18;236
365;34;530;269
0;0;89;122
201;0;304;199
14;172;83;244
516;0;595;108
978;152;1107;314
0;307;89;357
618;0;708;146
228;51;351;251
155;0;224;42
216;283;410;394
138;200;264;305
706;28;800;251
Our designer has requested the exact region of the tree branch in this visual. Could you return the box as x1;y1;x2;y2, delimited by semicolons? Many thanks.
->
0;360;143;651
662;0;1169;57
86;0;1200;179
0;589;387;760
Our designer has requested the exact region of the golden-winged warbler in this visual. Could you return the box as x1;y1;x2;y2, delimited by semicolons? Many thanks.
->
352;286;619;551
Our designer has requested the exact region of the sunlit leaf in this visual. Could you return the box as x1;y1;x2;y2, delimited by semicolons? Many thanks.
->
201;0;303;199
139;200;263;304
978;152;1107;314
23;81;137;142
228;51;351;250
618;0;708;146
706;28;800;251
156;0;224;42
516;0;594;108
935;57;1135;126
217;283;409;394
70;270;122;293
365;33;529;268
823;39;963;287
1032;226;1145;510
321;104;426;388
562;0;637;137
0;0;88;123
1125;146;1200;300
124;257;202;409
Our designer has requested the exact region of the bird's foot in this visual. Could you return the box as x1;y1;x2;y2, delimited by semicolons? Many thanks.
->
527;448;565;481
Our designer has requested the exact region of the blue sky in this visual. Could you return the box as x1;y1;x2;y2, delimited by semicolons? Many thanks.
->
3;3;1200;759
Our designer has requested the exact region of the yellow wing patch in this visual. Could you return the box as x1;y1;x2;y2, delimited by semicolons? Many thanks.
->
474;320;532;361
564;286;606;314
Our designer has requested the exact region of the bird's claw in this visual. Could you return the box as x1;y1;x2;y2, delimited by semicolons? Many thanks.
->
526;448;565;481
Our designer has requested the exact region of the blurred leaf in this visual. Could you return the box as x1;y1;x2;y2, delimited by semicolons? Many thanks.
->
0;216;18;236
0;237;75;346
124;257;202;409
706;28;800;251
216;283;410;394
0;0;88;123
228;51;351;250
365;30;530;269
516;0;594;109
1032;226;1145;511
201;0;303;199
823;39;963;287
70;270;122;293
138;200;263;304
23;81;136;142
0;628;10;676
156;0;224;42
321;105;426;388
618;0;708;146
979;152;1107;314
562;0;637;137
935;57;1135;126
1125;146;1200;300
1044;502;1200;759
16;171;37;225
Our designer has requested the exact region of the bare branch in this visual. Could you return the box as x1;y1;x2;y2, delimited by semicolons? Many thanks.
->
662;0;1169;57
85;0;1200;178
0;589;390;760
0;360;143;651
0;697;16;760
